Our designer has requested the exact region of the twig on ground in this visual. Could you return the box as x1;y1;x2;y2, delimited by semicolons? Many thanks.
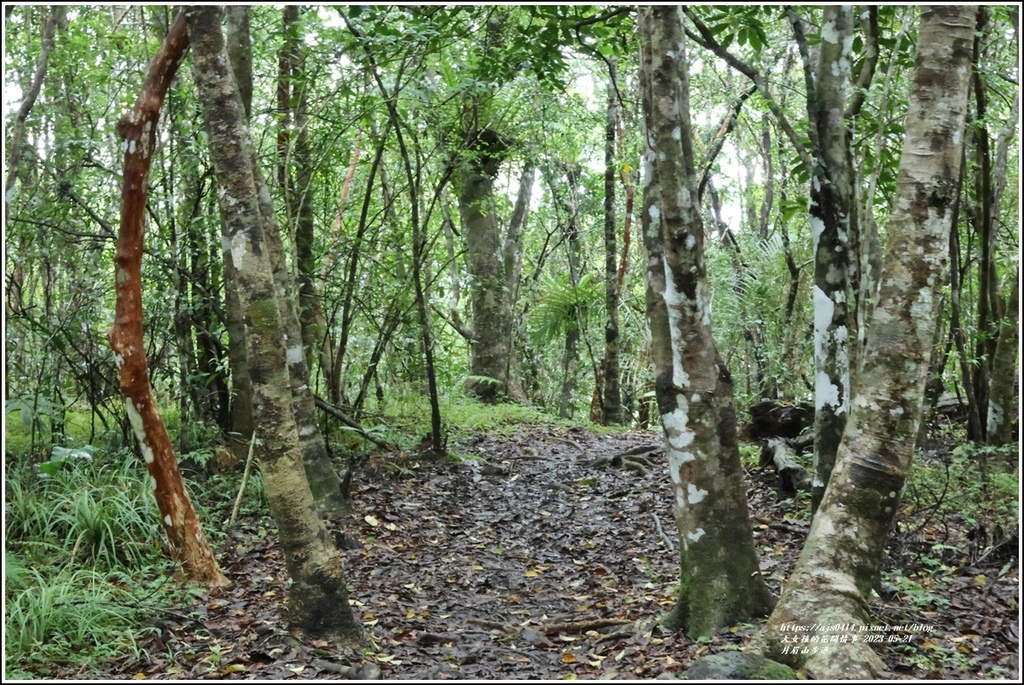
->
652;511;675;553
537;617;632;635
229;431;257;526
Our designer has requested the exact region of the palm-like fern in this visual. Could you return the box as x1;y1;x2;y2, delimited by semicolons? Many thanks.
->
527;271;602;346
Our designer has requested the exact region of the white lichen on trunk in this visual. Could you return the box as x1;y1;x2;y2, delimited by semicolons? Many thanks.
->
760;7;978;678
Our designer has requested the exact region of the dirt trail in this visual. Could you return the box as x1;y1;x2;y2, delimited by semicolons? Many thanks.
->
113;426;1017;680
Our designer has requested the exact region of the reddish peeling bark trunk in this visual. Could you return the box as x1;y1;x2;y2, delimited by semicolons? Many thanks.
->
108;12;228;588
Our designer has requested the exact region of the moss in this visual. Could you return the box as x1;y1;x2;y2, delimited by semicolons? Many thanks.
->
845;485;883;521
664;551;765;641
685;652;798;680
246;298;279;331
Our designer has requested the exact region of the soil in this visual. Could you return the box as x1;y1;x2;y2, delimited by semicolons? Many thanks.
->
96;426;1018;680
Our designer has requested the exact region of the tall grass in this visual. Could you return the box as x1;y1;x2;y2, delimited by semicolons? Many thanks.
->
4;447;173;675
4;559;152;667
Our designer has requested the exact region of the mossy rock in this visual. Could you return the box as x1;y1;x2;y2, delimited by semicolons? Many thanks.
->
684;652;797;680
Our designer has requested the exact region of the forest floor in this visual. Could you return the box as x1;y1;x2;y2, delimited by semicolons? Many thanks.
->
95;425;1016;680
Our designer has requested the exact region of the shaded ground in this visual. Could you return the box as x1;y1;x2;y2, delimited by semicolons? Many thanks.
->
106;426;1016;680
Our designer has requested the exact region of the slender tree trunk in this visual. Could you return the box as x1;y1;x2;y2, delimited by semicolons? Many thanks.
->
109;11;227;588
601;59;622;425
223;5;254;458
759;8;976;678
186;5;360;639
969;7;997;441
987;270;1018;445
278;7;337;399
336;133;387;400
639;6;773;639
504;165;535;401
545;164;583;418
5;6;60;228
949;167;986;443
801;6;856;512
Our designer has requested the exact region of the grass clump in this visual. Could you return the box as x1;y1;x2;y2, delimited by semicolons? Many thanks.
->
4;444;179;677
4;558;160;671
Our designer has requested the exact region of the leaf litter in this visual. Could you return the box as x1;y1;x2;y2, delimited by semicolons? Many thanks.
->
101;426;1016;680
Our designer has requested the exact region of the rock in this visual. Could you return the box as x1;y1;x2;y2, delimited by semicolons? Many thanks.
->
684;652;796;680
356;663;382;679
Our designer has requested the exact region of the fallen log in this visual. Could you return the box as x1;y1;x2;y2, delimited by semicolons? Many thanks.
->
760;438;811;499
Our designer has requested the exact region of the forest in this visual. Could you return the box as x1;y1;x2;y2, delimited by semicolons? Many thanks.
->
2;4;1020;681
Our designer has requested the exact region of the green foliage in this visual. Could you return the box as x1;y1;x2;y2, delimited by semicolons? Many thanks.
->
3;442;180;677
4;563;155;670
528;272;602;346
705;232;813;410
906;435;1019;537
5;448;162;569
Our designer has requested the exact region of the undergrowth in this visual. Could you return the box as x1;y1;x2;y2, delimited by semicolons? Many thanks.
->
3;444;183;677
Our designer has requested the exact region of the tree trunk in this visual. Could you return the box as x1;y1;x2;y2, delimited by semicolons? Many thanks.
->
639;6;773;639
5;6;60;228
802;6;856;512
213;8;345;515
969;7;996;441
223;5;255;459
278;7;337;399
987;270;1019;445
601;59;622;425
109;11;228;588
186;4;360;640
459;128;512;403
546;164;583;419
759;7;976;678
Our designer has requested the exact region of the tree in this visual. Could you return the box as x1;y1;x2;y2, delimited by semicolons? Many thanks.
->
759;6;978;678
598;58;622;425
108;11;227;589
5;6;60;229
638;5;773;639
682;6;881;509
185;4;360;640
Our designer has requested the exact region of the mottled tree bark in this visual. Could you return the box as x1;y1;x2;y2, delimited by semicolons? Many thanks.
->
639;6;773;639
459;129;513;402
759;7;977;678
212;7;346;515
797;6;856;512
186;5;360;640
222;5;255;459
109;11;228;588
987;271;1019;445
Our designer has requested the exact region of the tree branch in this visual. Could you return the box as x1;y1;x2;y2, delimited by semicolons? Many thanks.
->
313;394;397;450
845;6;878;120
682;7;814;173
697;84;756;203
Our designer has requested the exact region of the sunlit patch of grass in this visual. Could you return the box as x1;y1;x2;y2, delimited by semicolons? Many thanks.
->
440;394;561;436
